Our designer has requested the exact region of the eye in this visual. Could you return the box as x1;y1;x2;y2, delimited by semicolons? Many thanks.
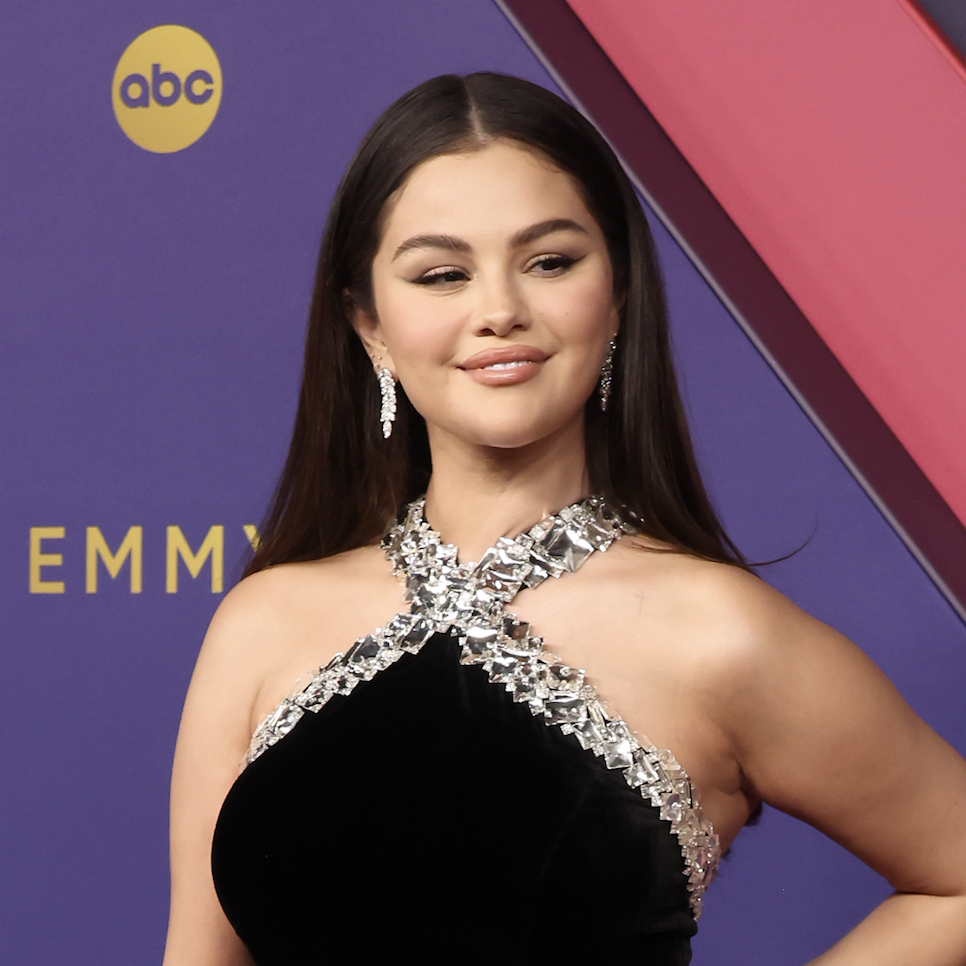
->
526;254;579;276
411;266;469;287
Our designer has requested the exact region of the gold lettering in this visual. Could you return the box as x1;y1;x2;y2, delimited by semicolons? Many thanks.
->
166;525;224;593
242;524;261;551
29;527;66;593
86;526;143;593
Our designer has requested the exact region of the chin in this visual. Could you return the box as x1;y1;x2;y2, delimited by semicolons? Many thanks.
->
478;433;548;451
457;413;580;451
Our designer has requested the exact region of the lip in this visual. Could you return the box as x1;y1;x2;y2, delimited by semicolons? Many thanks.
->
457;345;550;388
458;345;550;370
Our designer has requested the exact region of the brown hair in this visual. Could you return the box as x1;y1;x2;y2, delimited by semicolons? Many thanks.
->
244;72;744;576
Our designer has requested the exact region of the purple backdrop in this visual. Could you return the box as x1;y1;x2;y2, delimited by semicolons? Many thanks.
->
1;2;963;963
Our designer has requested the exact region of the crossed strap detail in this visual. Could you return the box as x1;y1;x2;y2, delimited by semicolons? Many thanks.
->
245;496;720;918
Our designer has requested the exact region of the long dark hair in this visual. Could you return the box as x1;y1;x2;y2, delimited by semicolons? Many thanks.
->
245;72;744;576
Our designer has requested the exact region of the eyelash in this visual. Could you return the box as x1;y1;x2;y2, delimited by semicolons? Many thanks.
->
412;268;468;286
411;254;578;286
527;254;578;275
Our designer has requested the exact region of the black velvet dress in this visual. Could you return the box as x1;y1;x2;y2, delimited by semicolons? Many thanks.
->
211;498;719;965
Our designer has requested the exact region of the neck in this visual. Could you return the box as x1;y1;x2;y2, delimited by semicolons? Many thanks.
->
423;418;590;563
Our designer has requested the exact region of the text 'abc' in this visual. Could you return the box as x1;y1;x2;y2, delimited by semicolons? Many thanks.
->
120;65;214;108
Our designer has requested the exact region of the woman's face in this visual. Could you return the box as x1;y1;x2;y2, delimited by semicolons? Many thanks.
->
355;138;619;452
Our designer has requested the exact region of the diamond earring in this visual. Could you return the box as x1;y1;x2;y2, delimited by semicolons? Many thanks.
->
377;366;396;438
598;337;617;412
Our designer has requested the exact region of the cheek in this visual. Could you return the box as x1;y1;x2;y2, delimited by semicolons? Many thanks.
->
388;317;458;373
372;278;460;370
538;272;616;349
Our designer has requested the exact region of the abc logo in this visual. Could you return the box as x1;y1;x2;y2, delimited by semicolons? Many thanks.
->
112;25;222;154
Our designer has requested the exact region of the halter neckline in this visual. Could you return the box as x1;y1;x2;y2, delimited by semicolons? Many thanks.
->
244;494;720;918
382;494;630;611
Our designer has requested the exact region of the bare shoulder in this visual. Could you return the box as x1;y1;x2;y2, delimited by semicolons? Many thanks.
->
595;539;825;671
172;542;405;814
632;545;873;676
208;545;388;632
204;546;407;733
579;541;883;748
204;546;400;665
516;534;823;699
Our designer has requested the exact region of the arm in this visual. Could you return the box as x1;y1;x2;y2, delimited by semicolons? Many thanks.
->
162;580;272;966
714;578;966;966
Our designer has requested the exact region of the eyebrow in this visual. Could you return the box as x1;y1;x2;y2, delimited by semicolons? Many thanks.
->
391;218;589;261
392;233;471;261
511;218;589;247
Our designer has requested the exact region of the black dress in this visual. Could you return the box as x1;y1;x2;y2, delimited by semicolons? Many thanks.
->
211;498;719;965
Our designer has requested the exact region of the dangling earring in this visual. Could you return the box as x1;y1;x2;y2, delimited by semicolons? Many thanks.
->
598;336;617;412
377;366;397;439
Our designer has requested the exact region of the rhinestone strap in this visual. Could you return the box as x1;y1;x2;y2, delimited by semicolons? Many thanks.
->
244;496;720;917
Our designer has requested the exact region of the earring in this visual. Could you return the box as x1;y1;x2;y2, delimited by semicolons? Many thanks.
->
598;337;617;412
377;366;396;439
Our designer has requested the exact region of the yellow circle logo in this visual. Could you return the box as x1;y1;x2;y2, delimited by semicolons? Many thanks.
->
112;25;222;154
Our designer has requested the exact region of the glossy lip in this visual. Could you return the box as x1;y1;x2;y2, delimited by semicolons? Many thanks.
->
457;345;550;387
458;345;550;369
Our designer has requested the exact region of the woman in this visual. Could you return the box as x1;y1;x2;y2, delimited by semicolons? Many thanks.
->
163;73;966;965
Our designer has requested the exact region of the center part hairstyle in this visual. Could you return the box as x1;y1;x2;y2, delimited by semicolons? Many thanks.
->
245;72;744;577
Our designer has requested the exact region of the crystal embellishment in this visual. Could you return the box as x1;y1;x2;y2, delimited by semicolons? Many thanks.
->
244;495;720;918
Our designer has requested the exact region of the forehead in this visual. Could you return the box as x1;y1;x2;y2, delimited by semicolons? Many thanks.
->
377;140;599;248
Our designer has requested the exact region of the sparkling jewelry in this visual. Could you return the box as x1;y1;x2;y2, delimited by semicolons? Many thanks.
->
244;496;720;918
598;336;617;411
377;366;396;439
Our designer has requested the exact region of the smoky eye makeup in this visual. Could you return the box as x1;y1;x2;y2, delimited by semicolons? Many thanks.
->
410;266;470;286
527;253;578;273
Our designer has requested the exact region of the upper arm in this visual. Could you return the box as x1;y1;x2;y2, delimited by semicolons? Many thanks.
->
163;577;278;966
714;578;966;897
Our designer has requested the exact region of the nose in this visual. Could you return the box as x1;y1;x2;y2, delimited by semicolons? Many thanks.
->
475;273;531;337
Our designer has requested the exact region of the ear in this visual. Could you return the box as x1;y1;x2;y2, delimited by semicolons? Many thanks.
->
609;298;621;341
347;294;396;376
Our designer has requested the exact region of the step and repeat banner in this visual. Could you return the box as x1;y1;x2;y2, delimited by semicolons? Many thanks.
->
2;3;964;964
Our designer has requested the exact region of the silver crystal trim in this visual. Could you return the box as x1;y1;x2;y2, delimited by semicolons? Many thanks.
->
243;495;719;917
